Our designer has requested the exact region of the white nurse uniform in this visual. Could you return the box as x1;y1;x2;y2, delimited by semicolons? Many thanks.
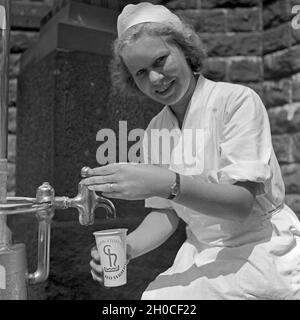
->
141;75;300;300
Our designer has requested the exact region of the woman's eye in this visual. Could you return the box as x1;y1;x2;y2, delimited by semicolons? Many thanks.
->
136;69;146;77
155;56;166;65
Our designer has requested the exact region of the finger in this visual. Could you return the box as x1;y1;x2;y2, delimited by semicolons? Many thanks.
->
88;164;120;176
90;259;103;274
90;270;104;284
81;175;114;186
101;192;125;199
88;183;120;193
91;247;100;261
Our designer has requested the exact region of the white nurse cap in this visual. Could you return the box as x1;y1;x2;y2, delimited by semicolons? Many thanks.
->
117;2;183;37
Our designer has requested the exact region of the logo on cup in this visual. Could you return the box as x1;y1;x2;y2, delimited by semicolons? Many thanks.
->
103;244;120;272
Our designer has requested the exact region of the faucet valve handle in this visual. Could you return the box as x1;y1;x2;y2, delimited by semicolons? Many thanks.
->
78;166;116;225
35;182;55;221
68;166;116;225
81;166;90;178
53;167;117;226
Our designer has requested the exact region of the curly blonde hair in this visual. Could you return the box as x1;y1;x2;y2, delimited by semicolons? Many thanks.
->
110;19;206;98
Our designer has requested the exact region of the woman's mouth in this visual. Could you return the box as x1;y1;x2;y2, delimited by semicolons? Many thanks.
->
155;80;175;95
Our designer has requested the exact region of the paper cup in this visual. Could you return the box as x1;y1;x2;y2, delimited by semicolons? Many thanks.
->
93;228;128;287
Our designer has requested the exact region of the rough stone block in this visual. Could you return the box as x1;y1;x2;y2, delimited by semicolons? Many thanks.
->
272;134;293;163
263;23;292;54
240;82;263;97
263;0;291;29
285;194;300;217
292;26;300;45
9;54;21;79
268;103;300;134
292;73;300;101
10;31;39;53
262;79;291;108
281;164;300;194
227;7;261;32
166;0;201;10
292;132;300;161
8;107;17;134
8;134;16;163
268;107;287;134
176;9;227;33
264;46;300;80
11;1;52;30
202;58;227;81
200;32;262;57
9;79;17;104
228;58;262;82
201;0;259;8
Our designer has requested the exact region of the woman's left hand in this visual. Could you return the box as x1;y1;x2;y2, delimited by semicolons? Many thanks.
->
80;163;174;200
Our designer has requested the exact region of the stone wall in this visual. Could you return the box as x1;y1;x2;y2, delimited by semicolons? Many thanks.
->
177;0;263;96
262;0;300;215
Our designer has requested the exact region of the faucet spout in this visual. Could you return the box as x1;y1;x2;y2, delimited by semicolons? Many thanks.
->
54;182;116;226
96;196;116;220
76;166;116;225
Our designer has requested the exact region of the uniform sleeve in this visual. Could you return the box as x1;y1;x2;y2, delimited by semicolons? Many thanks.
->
142;120;173;209
208;87;273;196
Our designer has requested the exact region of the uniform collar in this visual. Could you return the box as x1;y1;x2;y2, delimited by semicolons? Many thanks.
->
165;75;206;129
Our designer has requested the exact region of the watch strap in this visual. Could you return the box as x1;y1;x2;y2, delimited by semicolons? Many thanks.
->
167;172;180;200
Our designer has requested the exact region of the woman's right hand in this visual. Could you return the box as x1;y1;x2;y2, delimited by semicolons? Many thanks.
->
90;246;104;285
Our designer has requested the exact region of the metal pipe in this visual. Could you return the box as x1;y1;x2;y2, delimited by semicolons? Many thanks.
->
0;0;9;158
27;183;54;284
1;196;51;213
28;219;51;284
0;0;11;249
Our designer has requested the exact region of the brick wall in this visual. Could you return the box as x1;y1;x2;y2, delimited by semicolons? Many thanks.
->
263;0;300;215
7;0;300;217
177;0;263;96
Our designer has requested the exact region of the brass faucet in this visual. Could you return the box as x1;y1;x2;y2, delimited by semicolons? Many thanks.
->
0;167;116;295
54;169;116;225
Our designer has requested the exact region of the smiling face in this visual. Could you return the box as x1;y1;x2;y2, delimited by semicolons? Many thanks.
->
120;36;196;110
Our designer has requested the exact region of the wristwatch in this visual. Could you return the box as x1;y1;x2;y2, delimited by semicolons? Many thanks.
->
167;172;180;200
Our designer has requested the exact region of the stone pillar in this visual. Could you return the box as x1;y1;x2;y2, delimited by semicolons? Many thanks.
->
13;0;185;299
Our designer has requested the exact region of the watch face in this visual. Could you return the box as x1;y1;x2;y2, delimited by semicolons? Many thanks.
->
174;186;179;194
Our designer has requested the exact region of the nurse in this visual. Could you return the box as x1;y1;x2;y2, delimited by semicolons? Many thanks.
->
82;2;300;299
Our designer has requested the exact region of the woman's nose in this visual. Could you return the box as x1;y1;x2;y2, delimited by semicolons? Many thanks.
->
149;70;164;85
